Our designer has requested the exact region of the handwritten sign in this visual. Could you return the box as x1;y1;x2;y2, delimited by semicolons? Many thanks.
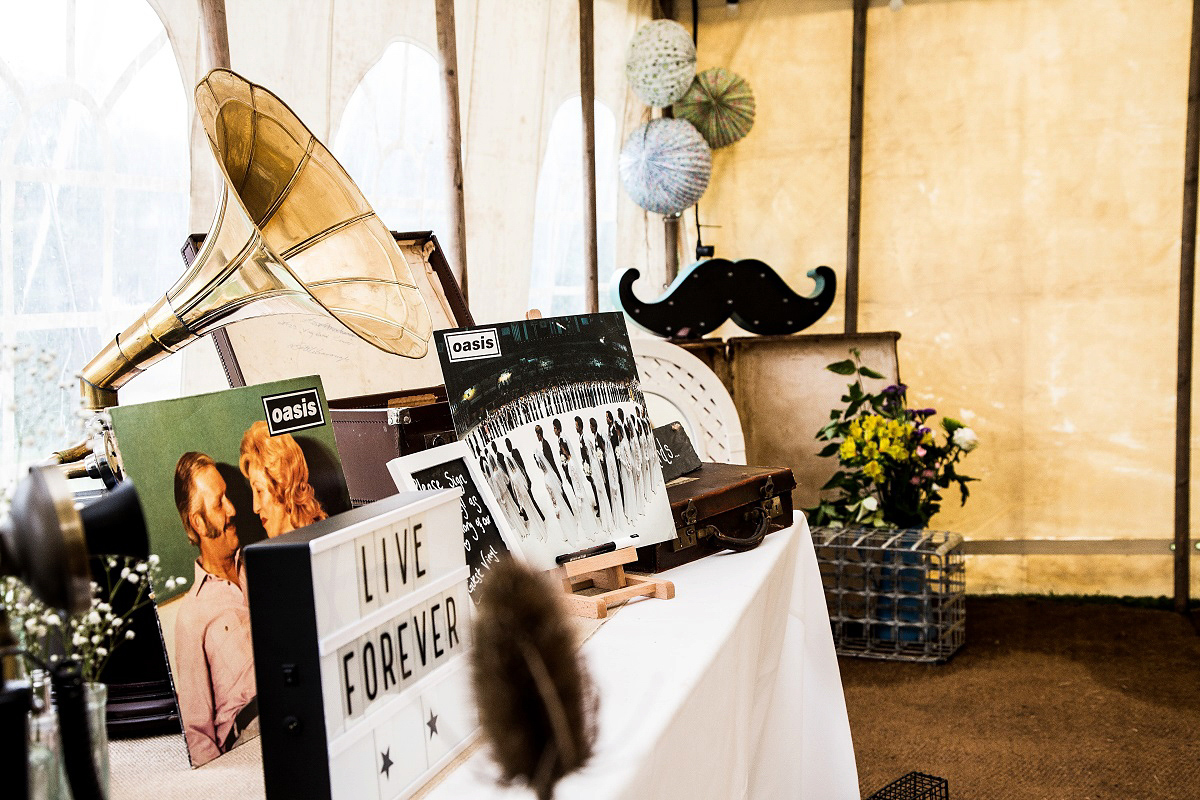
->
654;421;703;482
244;489;478;800
387;443;517;602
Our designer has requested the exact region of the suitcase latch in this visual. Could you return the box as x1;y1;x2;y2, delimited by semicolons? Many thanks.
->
763;495;783;518
681;498;698;526
673;527;698;551
760;476;775;499
674;500;699;551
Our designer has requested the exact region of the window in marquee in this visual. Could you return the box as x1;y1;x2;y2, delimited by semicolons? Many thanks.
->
528;97;618;317
0;1;189;481
333;41;452;252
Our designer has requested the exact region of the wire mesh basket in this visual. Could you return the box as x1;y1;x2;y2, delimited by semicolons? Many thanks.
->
866;771;950;800
812;526;965;663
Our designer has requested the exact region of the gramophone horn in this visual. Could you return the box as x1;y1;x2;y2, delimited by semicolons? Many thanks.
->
74;68;433;412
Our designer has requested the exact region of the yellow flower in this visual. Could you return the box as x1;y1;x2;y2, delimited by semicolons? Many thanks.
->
864;442;879;458
839;439;857;460
879;437;891;451
849;420;862;438
863;460;883;481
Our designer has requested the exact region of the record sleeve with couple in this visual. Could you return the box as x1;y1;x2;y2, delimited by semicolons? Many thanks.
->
109;377;351;767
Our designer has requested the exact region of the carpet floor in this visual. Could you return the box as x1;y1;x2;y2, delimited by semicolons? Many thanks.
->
840;597;1200;800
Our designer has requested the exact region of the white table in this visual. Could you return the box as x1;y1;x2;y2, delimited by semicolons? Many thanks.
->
112;514;858;800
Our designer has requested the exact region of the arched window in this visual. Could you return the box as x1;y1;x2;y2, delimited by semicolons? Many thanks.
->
0;1;189;480
333;42;451;249
528;97;618;317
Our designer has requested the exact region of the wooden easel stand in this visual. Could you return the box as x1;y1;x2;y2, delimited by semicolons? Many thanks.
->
555;547;674;619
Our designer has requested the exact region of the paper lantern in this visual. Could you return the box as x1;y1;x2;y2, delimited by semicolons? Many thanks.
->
673;67;756;150
625;20;697;108
619;118;712;216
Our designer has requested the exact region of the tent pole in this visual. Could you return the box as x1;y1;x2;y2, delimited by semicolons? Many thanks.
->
845;0;867;334
580;0;600;313
199;0;230;70
436;0;470;304
1176;0;1200;617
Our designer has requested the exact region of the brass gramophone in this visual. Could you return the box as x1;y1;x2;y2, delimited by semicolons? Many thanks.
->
52;68;434;470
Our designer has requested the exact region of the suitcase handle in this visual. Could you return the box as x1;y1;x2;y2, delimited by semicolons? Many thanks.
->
702;505;770;552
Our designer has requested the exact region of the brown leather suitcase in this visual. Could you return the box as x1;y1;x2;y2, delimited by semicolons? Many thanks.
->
183;230;472;506
632;462;796;572
327;387;457;506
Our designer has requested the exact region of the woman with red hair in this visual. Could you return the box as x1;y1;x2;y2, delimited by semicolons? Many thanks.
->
238;420;327;538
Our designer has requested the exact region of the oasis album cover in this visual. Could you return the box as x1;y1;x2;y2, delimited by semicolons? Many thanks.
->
434;312;675;570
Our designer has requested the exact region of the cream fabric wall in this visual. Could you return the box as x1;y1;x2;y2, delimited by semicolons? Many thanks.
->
145;0;657;390
687;0;1199;596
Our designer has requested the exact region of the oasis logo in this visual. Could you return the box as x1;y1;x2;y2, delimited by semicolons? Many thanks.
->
261;388;325;436
445;328;501;362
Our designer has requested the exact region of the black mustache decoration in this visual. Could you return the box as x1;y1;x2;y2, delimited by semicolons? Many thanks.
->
613;259;837;338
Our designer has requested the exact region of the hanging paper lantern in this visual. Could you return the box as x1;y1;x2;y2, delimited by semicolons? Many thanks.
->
673;67;756;150
625;20;697;108
619;118;712;215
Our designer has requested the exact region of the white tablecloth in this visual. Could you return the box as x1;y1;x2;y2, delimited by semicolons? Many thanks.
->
425;514;858;800
112;513;858;800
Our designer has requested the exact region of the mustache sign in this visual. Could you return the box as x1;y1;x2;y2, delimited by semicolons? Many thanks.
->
614;259;837;338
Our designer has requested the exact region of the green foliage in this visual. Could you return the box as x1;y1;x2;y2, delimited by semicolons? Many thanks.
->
804;349;980;529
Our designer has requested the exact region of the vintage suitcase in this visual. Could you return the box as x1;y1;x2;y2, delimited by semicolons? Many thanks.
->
632;462;797;572
183;230;472;506
327;386;457;505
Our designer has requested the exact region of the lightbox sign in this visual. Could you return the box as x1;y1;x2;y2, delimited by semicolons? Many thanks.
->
245;489;477;800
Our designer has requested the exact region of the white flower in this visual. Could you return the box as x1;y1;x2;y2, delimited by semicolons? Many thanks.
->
175;576;187;586
148;554;160;566
96;647;107;656
72;633;87;647
125;573;139;584
119;567;130;579
97;603;111;613
862;496;879;511
165;578;176;591
86;610;102;625
136;562;148;573
952;427;979;452
125;630;136;640
91;634;102;645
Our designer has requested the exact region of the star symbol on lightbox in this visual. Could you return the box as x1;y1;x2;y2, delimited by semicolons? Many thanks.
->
380;747;394;778
426;710;439;738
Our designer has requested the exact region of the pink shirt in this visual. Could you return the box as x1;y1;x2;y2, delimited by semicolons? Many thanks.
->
173;553;257;766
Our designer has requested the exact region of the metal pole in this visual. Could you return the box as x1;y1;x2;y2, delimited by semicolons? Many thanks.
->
580;0;600;313
1175;0;1200;616
663;213;680;285
436;0;471;304
845;0;867;334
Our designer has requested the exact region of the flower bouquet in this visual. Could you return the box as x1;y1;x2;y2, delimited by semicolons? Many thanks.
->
807;349;979;530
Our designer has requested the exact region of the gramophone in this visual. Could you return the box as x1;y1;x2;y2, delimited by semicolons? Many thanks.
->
36;68;440;739
1;466;150;800
51;68;435;474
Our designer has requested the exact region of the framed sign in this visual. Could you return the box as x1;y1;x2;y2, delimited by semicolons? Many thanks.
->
244;489;477;800
387;442;517;600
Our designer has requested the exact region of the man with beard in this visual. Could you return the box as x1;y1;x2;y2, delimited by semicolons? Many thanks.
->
173;452;258;766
